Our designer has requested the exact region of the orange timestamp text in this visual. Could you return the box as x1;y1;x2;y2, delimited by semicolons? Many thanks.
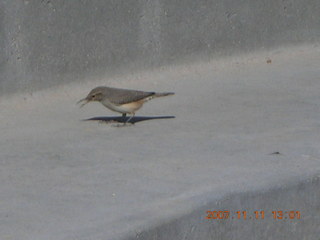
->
206;210;301;220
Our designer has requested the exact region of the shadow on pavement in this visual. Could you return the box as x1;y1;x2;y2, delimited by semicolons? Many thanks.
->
83;116;175;124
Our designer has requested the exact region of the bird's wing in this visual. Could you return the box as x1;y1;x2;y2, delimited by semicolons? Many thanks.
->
108;88;155;105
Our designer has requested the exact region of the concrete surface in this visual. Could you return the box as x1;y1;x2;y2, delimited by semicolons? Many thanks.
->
1;0;320;95
1;45;320;239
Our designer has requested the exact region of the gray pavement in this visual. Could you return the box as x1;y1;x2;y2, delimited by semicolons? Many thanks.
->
1;45;320;239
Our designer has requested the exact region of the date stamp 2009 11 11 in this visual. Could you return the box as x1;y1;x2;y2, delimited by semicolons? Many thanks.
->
206;210;301;220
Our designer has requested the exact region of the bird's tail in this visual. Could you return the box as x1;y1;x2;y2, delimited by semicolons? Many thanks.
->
154;92;175;98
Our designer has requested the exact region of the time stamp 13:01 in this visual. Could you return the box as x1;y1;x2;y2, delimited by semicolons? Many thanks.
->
206;210;301;220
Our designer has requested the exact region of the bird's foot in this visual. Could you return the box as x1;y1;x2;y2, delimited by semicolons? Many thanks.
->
98;120;117;124
112;122;134;127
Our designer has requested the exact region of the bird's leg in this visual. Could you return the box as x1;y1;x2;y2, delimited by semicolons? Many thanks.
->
122;113;127;123
113;113;134;127
126;112;135;124
113;113;129;127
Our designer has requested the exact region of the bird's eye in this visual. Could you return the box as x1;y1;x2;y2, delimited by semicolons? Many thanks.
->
92;95;95;98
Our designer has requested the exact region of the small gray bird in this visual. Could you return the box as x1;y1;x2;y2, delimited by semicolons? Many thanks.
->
77;86;174;124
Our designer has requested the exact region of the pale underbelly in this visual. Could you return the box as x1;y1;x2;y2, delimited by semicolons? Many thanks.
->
101;100;144;114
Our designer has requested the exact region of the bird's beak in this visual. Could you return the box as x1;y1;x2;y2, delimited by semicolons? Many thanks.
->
77;98;89;108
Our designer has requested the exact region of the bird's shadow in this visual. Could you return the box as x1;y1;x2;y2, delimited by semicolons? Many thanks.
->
83;115;175;124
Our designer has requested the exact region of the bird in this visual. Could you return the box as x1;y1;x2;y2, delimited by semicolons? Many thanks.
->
77;86;174;124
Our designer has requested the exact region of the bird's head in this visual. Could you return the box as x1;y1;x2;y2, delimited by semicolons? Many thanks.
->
77;87;105;107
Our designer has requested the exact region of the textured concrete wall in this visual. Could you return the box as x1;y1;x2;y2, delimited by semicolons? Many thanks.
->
1;0;320;95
